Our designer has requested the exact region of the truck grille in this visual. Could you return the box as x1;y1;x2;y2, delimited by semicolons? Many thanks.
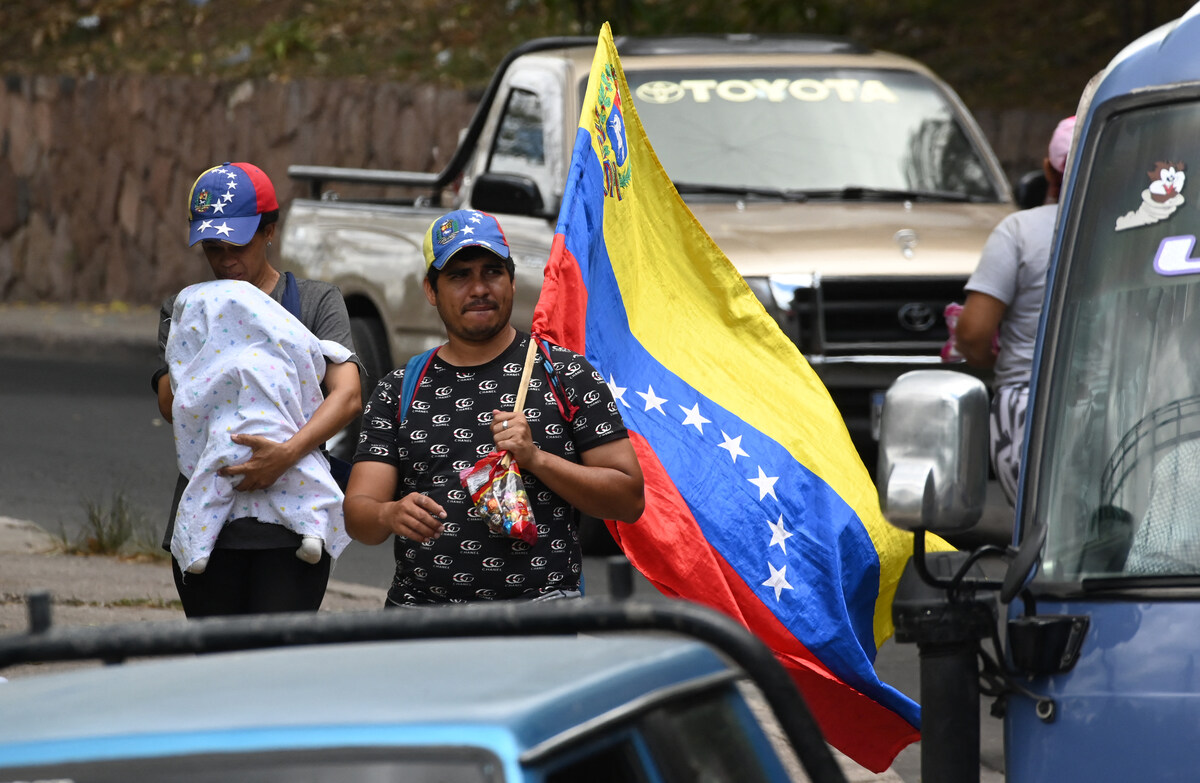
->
786;276;966;356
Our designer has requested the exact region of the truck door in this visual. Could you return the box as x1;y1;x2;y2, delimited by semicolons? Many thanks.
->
464;60;567;330
1004;80;1200;782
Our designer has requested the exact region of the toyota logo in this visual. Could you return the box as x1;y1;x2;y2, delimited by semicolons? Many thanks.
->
897;303;936;332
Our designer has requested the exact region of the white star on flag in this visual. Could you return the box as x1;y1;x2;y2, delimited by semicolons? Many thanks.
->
198;220;213;231
607;375;629;407
679;403;710;434
767;514;792;553
221;193;234;203
214;222;233;237
638;385;667;414
461;225;475;235
748;466;779;501
763;562;793;601
211;201;226;214
717;431;748;462
469;213;482;223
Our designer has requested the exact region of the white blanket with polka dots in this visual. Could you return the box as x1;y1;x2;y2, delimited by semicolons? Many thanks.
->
167;279;352;571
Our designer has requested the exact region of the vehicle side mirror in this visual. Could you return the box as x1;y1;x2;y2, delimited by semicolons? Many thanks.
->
878;370;989;532
1014;169;1048;210
471;172;546;217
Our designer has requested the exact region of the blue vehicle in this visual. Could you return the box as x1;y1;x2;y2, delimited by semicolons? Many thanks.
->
879;4;1200;781
0;597;848;783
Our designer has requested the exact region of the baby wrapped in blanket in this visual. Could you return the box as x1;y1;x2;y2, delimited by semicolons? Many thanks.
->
167;280;352;574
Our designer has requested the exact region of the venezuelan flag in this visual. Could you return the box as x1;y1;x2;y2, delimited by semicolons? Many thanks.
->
532;24;949;772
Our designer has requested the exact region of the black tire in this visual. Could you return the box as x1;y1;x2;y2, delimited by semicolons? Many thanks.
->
350;315;392;391
329;316;392;463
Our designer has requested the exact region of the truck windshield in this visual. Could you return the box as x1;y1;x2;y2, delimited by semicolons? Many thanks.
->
624;67;1002;201
1035;100;1200;584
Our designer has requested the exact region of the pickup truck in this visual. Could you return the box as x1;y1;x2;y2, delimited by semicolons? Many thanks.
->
280;34;1015;469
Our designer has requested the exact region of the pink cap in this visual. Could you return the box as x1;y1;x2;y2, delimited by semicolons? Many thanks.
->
1048;116;1076;173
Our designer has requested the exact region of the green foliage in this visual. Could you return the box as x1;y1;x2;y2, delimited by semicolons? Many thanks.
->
261;19;319;64
0;0;1190;110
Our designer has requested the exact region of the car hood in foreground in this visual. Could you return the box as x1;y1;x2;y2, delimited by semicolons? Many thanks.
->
0;635;727;766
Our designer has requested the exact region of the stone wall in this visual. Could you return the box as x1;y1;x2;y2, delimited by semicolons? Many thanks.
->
0;72;1065;306
0;73;475;305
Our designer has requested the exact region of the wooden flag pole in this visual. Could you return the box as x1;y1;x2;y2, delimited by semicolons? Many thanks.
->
513;336;539;413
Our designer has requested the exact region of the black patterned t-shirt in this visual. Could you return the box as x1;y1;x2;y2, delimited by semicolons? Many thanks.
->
354;332;628;604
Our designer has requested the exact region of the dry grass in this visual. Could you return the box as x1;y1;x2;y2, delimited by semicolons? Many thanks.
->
53;492;169;561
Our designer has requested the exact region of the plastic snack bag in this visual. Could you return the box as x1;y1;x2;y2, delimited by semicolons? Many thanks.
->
941;302;966;362
942;301;1000;362
460;451;537;545
458;337;542;545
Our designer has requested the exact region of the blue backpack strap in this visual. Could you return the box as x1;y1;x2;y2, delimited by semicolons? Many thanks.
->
280;271;302;320
533;336;579;423
399;347;439;424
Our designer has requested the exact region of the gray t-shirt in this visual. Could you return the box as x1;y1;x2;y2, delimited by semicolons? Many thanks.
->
965;203;1059;387
156;273;360;549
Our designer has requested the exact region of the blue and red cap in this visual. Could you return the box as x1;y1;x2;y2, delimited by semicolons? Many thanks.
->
187;162;279;247
422;209;511;271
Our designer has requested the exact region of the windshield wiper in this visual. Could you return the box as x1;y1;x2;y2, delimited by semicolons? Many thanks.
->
1080;573;1200;592
673;182;809;203
673;183;983;204
800;186;978;203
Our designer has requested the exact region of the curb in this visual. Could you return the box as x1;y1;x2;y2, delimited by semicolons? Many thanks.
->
0;516;388;643
0;302;159;361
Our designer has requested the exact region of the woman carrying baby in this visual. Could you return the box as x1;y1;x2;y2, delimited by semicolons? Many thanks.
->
151;162;362;617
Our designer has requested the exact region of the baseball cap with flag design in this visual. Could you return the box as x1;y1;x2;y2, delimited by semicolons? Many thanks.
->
187;162;279;247
422;209;511;271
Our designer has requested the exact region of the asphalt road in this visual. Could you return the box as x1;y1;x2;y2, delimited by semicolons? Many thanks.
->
0;350;1011;781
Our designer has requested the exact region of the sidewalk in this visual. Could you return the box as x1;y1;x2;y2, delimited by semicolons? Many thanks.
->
0;516;388;678
0;301;160;360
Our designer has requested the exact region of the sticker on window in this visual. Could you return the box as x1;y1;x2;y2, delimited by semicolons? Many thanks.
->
634;78;898;105
1115;161;1186;231
1153;235;1200;276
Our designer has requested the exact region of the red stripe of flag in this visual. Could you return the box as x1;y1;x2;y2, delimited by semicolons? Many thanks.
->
533;235;588;351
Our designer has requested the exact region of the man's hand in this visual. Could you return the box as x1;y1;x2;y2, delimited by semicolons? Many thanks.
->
379;493;447;544
491;410;535;464
345;462;445;546
489;409;644;524
219;433;298;492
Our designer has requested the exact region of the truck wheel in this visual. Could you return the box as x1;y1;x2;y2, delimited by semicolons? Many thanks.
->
329;316;392;463
351;316;393;390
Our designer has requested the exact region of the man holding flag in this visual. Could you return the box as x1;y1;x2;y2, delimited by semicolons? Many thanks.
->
344;209;644;605
531;23;949;773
